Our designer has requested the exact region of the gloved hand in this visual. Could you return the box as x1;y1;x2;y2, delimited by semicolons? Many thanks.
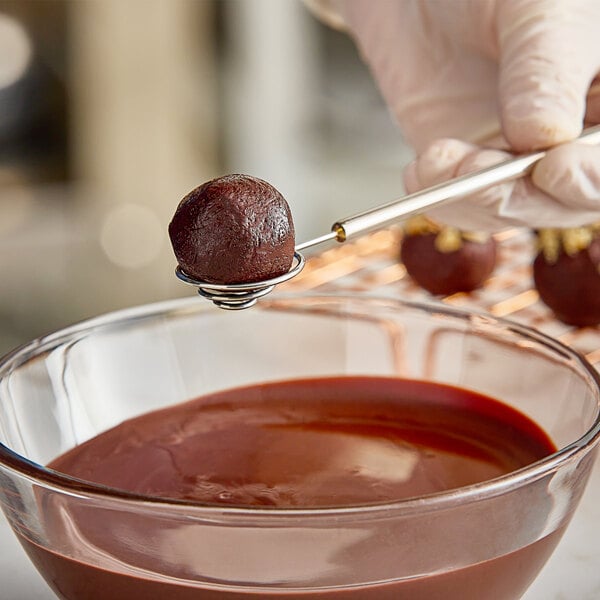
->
310;0;600;231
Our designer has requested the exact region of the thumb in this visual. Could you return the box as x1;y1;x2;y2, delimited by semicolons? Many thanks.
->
532;142;600;210
497;0;600;152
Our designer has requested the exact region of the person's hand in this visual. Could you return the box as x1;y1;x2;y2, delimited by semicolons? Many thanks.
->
314;0;600;231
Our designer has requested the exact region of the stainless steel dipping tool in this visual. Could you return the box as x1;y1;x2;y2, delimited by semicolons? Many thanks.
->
176;125;600;310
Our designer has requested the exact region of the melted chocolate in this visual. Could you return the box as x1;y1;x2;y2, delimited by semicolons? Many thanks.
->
21;377;559;599
48;377;554;508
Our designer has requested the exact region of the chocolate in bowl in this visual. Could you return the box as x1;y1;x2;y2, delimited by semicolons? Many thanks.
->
0;295;598;600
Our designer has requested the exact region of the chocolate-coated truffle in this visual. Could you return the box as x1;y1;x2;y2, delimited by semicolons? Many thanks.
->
533;227;600;327
400;222;497;296
169;174;295;284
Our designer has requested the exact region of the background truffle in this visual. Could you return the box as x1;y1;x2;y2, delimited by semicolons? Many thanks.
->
533;227;600;327
400;218;497;296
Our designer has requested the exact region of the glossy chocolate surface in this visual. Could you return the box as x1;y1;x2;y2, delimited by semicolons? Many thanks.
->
27;377;558;600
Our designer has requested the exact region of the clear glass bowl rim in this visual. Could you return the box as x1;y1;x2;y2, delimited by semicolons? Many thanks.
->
0;293;599;521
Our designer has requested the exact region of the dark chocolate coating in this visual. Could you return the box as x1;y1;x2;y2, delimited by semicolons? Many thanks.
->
401;232;497;296
169;174;295;284
533;237;600;327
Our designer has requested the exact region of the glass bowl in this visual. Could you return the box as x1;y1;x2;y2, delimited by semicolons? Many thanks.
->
0;295;598;600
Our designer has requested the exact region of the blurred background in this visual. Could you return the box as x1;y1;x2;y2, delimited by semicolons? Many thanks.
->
0;0;412;355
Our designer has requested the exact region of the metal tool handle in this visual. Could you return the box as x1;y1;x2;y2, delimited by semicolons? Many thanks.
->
330;125;600;242
187;125;600;310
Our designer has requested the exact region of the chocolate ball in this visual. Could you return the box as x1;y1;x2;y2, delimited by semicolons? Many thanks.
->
169;174;295;284
533;230;600;327
400;229;497;296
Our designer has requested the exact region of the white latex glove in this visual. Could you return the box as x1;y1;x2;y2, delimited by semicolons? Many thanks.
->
312;0;600;231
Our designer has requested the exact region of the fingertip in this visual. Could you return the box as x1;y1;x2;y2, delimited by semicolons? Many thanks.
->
455;148;512;175
403;160;421;194
497;13;591;152
502;109;583;152
452;148;517;228
415;138;477;187
532;142;600;209
531;143;575;187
